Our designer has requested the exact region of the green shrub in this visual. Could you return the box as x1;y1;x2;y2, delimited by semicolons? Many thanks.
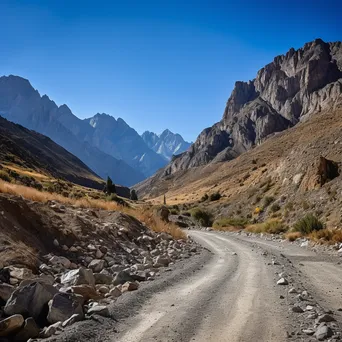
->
182;211;191;217
270;203;280;213
170;209;178;215
106;193;127;206
0;170;11;183
209;192;221;201
201;193;209;202
246;219;286;234
293;214;324;234
263;196;275;207
285;201;294;211
213;217;249;228
103;176;116;195
190;208;212;226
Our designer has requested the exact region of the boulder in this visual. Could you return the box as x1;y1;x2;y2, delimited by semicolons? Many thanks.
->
19;275;54;288
155;256;170;267
87;305;110;318
314;324;333;340
108;287;121;298
0;284;14;302
94;273;112;285
49;256;71;269
113;271;135;286
71;285;102;301
121;282;139;292
0;315;24;337
4;282;58;320
13;317;40;341
47;293;84;324
88;260;105;273
7;267;33;281
60;268;95;287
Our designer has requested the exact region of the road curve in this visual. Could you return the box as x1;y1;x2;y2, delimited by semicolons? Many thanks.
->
114;230;288;342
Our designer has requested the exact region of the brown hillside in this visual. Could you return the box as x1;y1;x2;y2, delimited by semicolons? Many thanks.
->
137;108;342;228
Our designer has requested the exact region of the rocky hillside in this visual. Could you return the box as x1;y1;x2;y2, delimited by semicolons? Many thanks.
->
158;39;342;176
0;193;196;340
0;116;104;189
84;114;166;177
0;76;151;186
136;107;342;230
142;129;191;161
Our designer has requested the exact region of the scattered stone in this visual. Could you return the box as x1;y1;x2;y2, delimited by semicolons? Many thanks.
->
5;282;58;320
19;275;55;288
154;256;169;267
113;271;134;286
288;288;297;294
7;267;33;281
122;281;139;292
49;256;71;269
53;239;59;247
314;324;333;340
47;292;84;324
71;285;102;301
108;287;121;298
60;268;95;287
94;273;112;285
302;328;315;336
316;314;335;323
0;314;24;337
277;278;288;285
292;305;304;313
87;305;110;318
13;317;40;341
88;260;105;273
62;313;83;328
0;283;14;301
41;321;62;338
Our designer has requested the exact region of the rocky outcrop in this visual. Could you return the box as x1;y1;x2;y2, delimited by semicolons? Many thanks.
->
142;129;191;161
161;39;342;176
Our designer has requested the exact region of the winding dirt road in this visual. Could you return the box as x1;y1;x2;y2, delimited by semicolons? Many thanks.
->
49;230;342;342
114;231;305;342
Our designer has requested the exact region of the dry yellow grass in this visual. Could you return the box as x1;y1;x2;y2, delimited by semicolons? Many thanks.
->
284;231;302;241
0;179;186;240
3;164;50;180
128;208;187;240
0;179;120;209
245;219;286;234
308;228;342;244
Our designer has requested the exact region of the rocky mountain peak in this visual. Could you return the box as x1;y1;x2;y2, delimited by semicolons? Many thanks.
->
160;39;342;176
142;129;191;161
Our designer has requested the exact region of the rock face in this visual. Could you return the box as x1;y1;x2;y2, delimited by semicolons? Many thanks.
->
160;39;342;176
142;129;191;161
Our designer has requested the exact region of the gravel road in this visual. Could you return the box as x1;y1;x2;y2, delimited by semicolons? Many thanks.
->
48;230;342;342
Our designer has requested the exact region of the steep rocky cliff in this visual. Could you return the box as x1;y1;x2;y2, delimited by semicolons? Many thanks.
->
162;39;342;176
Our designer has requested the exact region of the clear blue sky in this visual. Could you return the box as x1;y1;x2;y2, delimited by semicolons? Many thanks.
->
1;0;341;141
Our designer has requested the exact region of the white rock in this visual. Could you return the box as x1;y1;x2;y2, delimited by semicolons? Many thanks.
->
277;278;288;285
